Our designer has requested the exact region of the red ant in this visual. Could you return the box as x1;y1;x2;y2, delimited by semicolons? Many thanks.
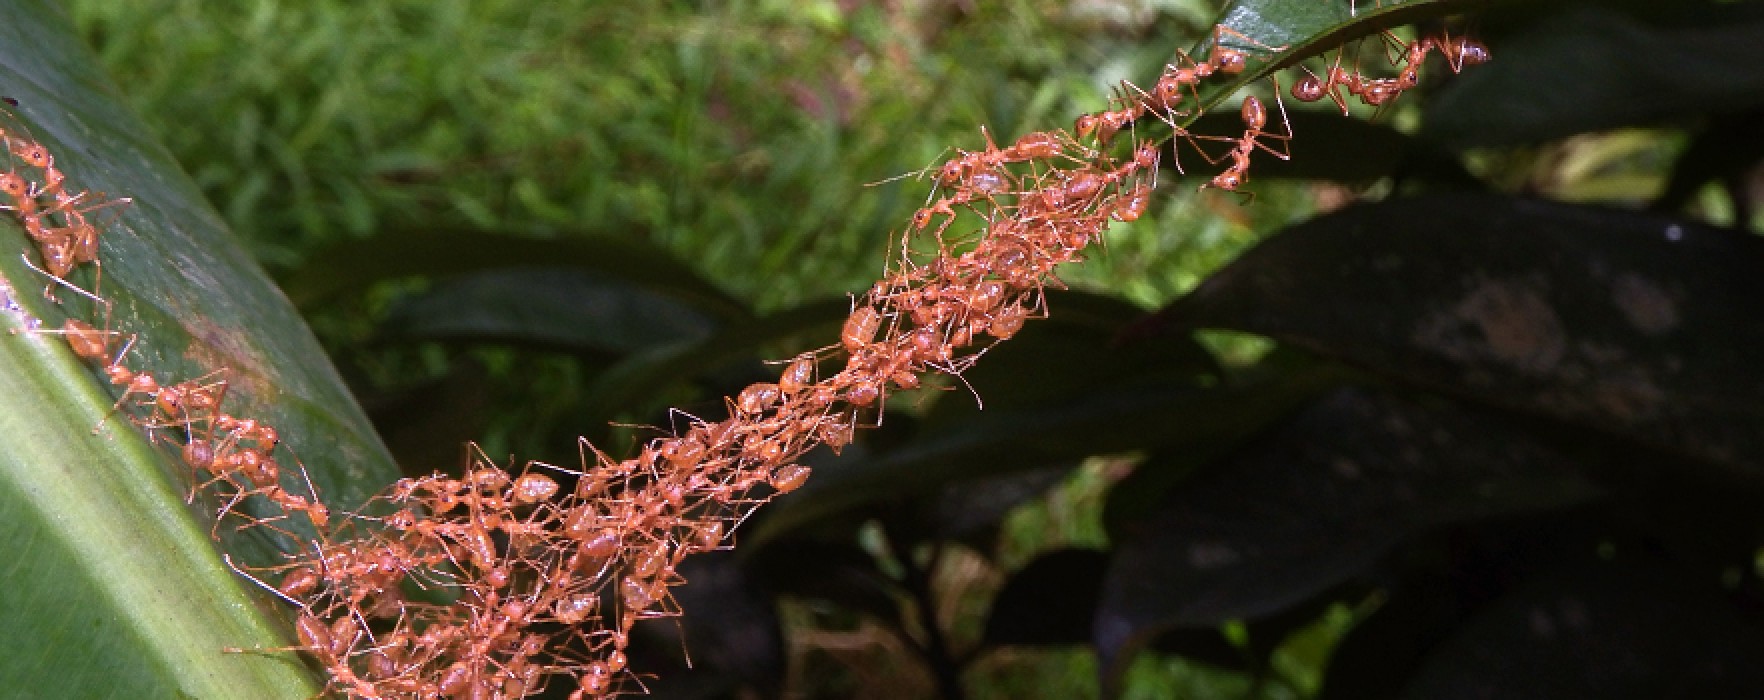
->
1291;46;1357;115
1154;25;1289;110
1430;29;1491;73
1197;86;1294;202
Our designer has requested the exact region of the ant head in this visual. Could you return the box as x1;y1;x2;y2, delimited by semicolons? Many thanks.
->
1397;65;1420;89
1211;170;1242;191
937;159;966;185
1154;77;1183;107
909;207;934;230
11;141;49;169
1133;141;1159;170
1074;114;1099;140
0;172;26;198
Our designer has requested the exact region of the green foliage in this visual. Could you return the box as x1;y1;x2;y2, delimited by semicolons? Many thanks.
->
0;1;397;697
71;0;1190;305
13;0;1764;697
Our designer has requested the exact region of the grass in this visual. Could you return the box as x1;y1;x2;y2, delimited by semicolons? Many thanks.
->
63;1;1327;696
68;0;1296;311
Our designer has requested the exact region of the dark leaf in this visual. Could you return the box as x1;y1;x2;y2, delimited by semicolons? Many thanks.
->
382;266;722;353
1400;560;1764;699
580;297;850;420
282;228;751;323
984;549;1110;647
1320;505;1624;700
750;294;1220;544
1094;387;1601;690
922;464;1075;548
752;539;902;627
1180;108;1477;187
918;290;1217;416
1651;107;1764;219
1423;3;1764;148
1152;192;1764;478
364;358;494;473
1100;351;1349;538
629;552;785;698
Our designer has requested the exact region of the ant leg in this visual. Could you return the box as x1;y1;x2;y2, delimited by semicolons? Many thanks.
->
1253;77;1295;161
1185;132;1240;167
1377;29;1412;67
16;251;105;311
223;553;308;607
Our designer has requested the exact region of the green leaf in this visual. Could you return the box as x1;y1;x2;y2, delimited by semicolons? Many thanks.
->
1180;0;1485;121
0;319;321;698
0;1;400;696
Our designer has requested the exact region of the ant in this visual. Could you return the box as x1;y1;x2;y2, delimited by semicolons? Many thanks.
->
1291;45;1357;115
1151;25;1290;112
1197;84;1294;203
1430;29;1491;73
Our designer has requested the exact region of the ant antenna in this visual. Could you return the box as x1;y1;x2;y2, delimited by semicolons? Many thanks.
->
18;252;108;308
223;553;307;608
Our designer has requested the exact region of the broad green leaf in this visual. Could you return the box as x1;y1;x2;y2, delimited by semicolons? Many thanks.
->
0;0;399;696
0;314;320;698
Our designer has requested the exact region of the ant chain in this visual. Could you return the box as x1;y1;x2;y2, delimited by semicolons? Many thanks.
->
3;23;1491;698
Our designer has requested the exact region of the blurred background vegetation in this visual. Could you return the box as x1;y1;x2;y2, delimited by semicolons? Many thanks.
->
68;0;1303;466
69;0;1291;308
67;1;1291;694
60;0;1764;697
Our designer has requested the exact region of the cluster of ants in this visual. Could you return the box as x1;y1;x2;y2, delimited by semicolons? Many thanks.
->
3;19;1488;700
1071;25;1490;199
218;112;1164;696
1289;29;1489;114
0;111;126;287
0;106;331;544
